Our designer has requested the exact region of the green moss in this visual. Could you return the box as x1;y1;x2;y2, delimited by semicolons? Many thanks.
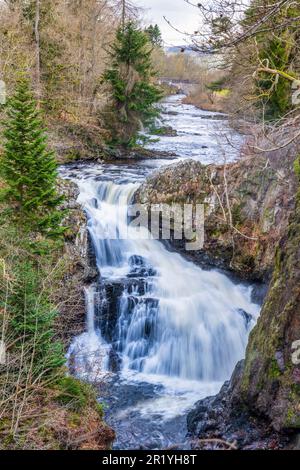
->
291;383;300;396
274;247;282;277
294;156;300;181
96;402;104;418
268;359;281;379
215;88;230;97
285;407;300;428
231;203;245;227
55;376;97;412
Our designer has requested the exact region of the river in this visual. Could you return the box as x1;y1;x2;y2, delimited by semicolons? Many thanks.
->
60;94;260;450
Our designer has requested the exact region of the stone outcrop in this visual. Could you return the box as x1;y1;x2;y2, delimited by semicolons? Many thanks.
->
238;190;300;434
135;155;296;281
187;361;290;450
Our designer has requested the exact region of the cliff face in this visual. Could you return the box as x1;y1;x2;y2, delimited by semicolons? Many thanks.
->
187;196;300;449
239;193;300;432
55;179;98;346
136;155;296;281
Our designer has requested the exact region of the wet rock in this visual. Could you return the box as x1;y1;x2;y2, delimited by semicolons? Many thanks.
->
237;309;253;328
187;361;289;450
251;281;269;304
108;348;122;373
154;126;178;137
238;198;300;434
128;255;156;277
97;281;125;342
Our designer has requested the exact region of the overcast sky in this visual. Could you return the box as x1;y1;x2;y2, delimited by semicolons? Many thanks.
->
134;0;201;46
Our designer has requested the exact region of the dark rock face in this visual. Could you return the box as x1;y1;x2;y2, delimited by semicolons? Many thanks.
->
93;254;158;370
128;255;157;278
187;361;290;450
96;281;124;343
238;197;300;433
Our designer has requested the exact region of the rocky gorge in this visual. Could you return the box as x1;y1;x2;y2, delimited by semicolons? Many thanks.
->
58;94;300;450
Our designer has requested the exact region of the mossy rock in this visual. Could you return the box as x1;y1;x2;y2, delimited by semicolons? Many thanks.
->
55;376;102;413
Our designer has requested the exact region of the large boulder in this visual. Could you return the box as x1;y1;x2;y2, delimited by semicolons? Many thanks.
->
135;155;296;281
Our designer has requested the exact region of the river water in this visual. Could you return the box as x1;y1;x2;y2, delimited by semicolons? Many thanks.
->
61;94;260;450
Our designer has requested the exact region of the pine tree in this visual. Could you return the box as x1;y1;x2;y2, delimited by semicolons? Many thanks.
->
9;258;65;376
145;24;163;47
102;22;163;148
0;78;64;237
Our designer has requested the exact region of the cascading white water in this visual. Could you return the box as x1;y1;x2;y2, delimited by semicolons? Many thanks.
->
76;177;260;385
67;284;110;380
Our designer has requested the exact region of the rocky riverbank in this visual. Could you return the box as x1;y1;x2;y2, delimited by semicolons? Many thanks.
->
52;126;177;164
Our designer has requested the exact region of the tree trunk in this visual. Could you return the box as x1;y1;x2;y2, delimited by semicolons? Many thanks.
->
34;0;41;105
122;0;126;29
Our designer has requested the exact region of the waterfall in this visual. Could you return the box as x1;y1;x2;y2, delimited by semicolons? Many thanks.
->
74;177;260;385
67;284;110;380
62;93;261;447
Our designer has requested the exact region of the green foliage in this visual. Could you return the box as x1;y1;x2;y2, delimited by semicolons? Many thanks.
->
294;155;300;182
102;22;163;148
206;77;227;92
0;78;65;237
0;222;66;377
244;0;300;119
145;24;162;47
56;376;101;413
7;258;65;375
257;36;293;119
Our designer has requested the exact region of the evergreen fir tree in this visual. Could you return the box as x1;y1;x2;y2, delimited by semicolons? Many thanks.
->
9;258;65;376
102;22;163;147
145;24;163;47
0;78;64;237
